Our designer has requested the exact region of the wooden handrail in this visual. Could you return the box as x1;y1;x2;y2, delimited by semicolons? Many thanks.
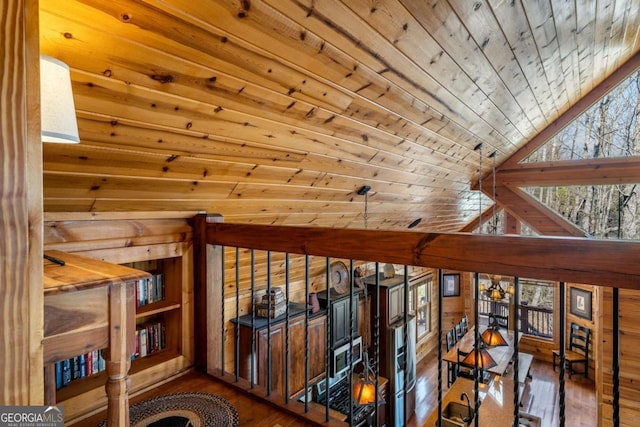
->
201;220;640;290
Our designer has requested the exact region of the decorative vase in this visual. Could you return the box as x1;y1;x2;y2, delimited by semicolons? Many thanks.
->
309;292;320;314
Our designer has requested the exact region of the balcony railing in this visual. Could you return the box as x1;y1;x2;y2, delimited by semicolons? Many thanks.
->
478;297;553;339
519;303;553;339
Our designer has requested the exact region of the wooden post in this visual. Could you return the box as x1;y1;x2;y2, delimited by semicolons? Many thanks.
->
0;0;43;405
104;281;135;427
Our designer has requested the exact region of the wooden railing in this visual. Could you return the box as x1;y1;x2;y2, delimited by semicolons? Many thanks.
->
193;217;640;427
519;303;553;338
478;297;553;339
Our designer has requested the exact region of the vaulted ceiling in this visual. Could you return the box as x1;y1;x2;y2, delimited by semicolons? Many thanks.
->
39;0;640;232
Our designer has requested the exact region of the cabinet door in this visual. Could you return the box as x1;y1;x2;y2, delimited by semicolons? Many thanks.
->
307;315;327;380
256;323;285;397
388;285;405;324
332;296;359;347
332;298;348;347
288;314;327;398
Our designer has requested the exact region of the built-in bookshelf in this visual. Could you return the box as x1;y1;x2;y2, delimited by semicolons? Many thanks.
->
43;215;195;425
54;350;107;390
125;257;184;372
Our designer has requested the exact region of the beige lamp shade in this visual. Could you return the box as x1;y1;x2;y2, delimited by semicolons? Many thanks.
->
40;55;79;143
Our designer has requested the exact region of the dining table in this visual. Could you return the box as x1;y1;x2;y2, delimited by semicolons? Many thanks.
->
442;325;522;376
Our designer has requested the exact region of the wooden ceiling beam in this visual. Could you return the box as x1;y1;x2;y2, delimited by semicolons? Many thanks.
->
495;156;640;186
491;185;586;237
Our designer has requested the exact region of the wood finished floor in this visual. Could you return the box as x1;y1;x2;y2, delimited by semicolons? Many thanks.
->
408;354;596;427
79;353;595;427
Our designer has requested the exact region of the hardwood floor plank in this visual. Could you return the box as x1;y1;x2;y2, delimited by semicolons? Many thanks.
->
76;348;595;427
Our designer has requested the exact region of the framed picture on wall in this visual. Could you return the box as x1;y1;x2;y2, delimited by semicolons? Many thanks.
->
569;287;592;320
442;273;460;297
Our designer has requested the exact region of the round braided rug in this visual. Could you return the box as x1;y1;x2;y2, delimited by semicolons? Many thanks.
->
98;392;239;427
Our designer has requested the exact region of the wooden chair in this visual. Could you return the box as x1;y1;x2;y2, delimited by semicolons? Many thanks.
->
446;329;456;352
457;349;489;383
455;322;463;340
445;330;457;386
552;323;591;379
489;313;509;329
461;315;469;334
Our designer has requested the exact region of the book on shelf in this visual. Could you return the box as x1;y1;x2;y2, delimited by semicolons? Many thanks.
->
55;349;106;390
135;273;165;308
133;320;166;360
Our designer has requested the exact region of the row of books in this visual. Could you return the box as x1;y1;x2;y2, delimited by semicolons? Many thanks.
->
55;350;106;390
133;320;166;359
136;273;165;307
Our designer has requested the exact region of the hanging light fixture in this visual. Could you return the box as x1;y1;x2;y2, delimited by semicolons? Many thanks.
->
480;274;516;302
40;55;79;143
462;347;498;370
481;326;508;347
475;151;515;303
353;351;384;407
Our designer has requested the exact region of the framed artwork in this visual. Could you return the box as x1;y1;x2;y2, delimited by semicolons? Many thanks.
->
442;273;460;297
569;287;592;320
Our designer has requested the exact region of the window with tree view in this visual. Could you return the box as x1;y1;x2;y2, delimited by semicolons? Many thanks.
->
522;70;640;240
410;276;432;338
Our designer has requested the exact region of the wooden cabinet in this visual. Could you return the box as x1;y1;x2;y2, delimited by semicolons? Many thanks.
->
317;290;361;348
388;284;405;324
236;306;327;399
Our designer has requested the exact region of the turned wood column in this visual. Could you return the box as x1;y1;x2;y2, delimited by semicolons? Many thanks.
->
104;281;136;427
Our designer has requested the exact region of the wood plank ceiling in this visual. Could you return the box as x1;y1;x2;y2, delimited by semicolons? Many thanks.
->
39;0;640;232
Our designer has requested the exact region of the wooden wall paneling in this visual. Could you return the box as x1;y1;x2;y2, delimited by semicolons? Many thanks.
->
344;0;534;139
599;287;640;427
438;0;544;133
483;0;563;118
45;0;478;181
0;0;43;405
175;0;500;155
261;0;513;153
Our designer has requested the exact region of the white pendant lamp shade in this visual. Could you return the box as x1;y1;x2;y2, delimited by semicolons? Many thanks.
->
40;55;79;143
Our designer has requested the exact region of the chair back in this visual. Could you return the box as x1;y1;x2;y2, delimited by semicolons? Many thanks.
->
461;315;469;334
569;323;590;357
490;313;509;329
456;350;476;380
446;329;455;351
455;323;463;340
